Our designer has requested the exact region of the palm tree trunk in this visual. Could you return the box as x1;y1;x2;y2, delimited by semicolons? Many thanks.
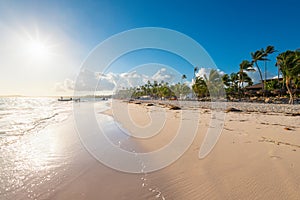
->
255;61;264;92
277;67;281;97
264;60;267;93
286;77;294;104
238;80;240;99
241;71;244;98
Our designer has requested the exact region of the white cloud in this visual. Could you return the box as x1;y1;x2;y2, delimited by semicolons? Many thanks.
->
55;67;180;94
152;68;173;82
54;78;74;92
195;67;225;79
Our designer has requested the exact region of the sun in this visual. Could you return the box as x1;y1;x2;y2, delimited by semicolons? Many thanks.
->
19;28;55;63
26;39;50;60
28;40;47;55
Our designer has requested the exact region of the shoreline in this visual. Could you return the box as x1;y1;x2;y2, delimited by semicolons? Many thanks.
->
2;100;300;199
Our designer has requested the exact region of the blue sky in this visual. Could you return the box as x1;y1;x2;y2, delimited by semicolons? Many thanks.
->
0;0;299;95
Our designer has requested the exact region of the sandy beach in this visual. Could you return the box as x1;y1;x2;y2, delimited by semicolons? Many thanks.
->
2;100;300;200
27;100;300;200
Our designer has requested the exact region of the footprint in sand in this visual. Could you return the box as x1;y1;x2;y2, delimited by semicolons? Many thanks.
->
238;132;248;136
270;155;282;160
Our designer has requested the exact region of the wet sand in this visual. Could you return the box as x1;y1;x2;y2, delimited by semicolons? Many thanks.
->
4;100;300;200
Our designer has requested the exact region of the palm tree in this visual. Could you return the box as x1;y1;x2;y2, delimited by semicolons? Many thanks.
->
239;60;255;95
152;80;158;98
244;73;253;86
251;45;276;91
193;67;198;79
192;77;208;98
181;74;187;87
239;60;255;87
222;74;230;88
264;45;276;56
180;74;187;99
203;69;224;99
140;85;147;96
146;80;152;96
251;50;265;87
230;72;239;90
263;46;276;89
238;71;253;86
276;50;300;104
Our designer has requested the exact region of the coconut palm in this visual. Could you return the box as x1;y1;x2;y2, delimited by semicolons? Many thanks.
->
192;67;199;99
230;72;239;90
263;45;276;56
276;50;300;104
222;74;230;87
239;60;254;86
171;82;191;99
181;74;187;89
239;60;255;96
193;67;198;79
192;77;208;98
152;80;158;98
263;46;277;88
238;71;253;86
251;45;276;91
180;74;187;99
203;69;224;99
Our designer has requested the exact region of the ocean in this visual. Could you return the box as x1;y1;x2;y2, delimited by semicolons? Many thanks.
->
0;97;73;199
0;97;72;143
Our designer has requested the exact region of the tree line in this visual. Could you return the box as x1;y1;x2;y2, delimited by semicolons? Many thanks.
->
115;47;300;104
115;78;191;100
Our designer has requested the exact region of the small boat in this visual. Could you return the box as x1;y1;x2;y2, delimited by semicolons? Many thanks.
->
58;97;72;101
